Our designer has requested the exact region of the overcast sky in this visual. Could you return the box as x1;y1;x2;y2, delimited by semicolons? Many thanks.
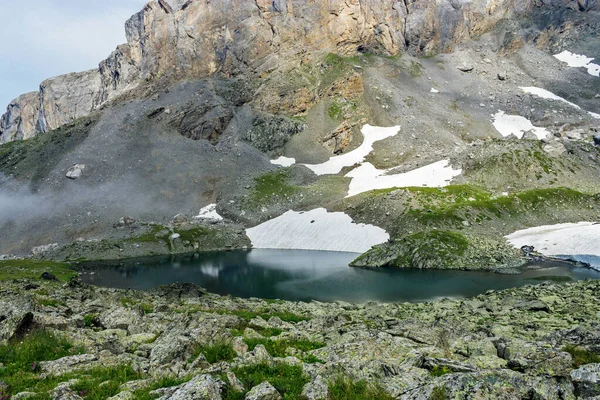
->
0;0;148;110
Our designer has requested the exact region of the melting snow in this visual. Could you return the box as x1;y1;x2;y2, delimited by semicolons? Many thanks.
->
345;160;462;198
506;222;600;270
431;88;440;93
194;204;223;222
271;156;296;167
520;86;600;120
554;50;600;77
492;111;550;139
246;208;389;253
302;125;400;175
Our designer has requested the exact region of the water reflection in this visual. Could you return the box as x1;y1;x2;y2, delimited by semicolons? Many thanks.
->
78;249;600;303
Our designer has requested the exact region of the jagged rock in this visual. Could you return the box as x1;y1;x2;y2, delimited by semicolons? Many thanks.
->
243;114;305;152
245;381;282;400
571;363;600;398
153;283;207;302
300;376;329;400
227;372;246;393
149;333;194;366
12;393;37;400
0;297;35;342
2;0;573;143
494;339;572;376
39;354;98;376
322;121;354;154
158;374;223;400
522;131;541;141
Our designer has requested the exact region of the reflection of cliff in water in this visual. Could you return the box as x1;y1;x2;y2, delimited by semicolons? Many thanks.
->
78;250;600;303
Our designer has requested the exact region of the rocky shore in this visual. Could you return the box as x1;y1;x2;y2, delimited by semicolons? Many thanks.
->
1;266;600;399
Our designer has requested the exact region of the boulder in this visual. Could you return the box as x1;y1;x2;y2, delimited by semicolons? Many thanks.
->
65;164;86;180
571;363;600;398
158;374;223;400
245;381;282;400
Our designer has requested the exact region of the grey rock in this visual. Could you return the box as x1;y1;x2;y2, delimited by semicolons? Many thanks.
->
65;164;86;179
158;374;223;400
245;381;282;400
300;376;329;400
51;386;83;400
11;393;37;400
571;363;600;398
40;354;98;376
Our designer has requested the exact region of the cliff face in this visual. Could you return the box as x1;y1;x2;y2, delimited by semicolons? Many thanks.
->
0;0;593;144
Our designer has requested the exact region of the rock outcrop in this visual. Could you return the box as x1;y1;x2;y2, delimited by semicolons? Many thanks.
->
1;0;593;144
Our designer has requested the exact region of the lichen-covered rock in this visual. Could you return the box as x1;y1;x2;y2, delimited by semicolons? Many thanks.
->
245;381;282;400
571;363;600;398
300;376;328;400
158;374;223;400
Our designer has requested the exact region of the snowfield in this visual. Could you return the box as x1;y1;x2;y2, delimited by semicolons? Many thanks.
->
506;222;600;269
554;50;600;77
520;86;600;120
492;111;550;139
302;125;400;175
246;208;389;253
271;156;296;167
194;204;223;222
345;160;462;198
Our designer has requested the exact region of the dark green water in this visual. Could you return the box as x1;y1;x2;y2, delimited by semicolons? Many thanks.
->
78;249;600;303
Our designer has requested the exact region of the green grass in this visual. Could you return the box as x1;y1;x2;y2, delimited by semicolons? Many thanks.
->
69;365;142;400
0;330;87;395
431;386;448;400
133;376;192;400
35;296;66;308
300;354;325;364
563;345;600;367
245;169;300;208
243;338;325;358
0;260;77;282
328;376;393;400
227;363;309;400
328;100;344;120
192;340;237;364
83;314;101;328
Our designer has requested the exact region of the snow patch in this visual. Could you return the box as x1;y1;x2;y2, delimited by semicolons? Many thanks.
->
302;125;400;175
506;222;600;269
520;86;600;120
246;208;389;253
194;204;223;222
345;160;462;198
430;88;440;93
554;50;600;77
492;111;550;139
271;156;296;167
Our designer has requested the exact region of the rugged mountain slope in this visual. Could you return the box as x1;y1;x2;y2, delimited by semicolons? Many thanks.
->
0;0;599;263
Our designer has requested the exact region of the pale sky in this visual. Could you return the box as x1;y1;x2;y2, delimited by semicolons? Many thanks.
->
0;0;148;110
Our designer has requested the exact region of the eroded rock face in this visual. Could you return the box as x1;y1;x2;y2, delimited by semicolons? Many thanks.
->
1;0;585;144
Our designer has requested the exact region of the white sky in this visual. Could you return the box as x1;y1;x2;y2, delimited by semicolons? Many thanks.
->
0;0;148;109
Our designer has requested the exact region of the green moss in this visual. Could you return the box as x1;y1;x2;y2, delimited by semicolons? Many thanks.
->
328;100;344;120
0;260;77;282
243;338;325;358
69;365;142;400
430;366;452;377
563;345;600;367
192;340;236;364
300;354;325;364
195;308;309;323
328;376;393;400
229;363;309;400
35;296;65;308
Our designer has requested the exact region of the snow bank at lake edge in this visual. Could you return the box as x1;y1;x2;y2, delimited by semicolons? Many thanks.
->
246;208;389;253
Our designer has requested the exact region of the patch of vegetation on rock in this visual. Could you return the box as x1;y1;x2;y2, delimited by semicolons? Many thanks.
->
563;344;600;367
192;340;237;364
226;363;309;400
351;230;523;270
328;376;393;400
243;338;325;357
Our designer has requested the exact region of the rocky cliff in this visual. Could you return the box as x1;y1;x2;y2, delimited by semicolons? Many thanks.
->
1;0;594;143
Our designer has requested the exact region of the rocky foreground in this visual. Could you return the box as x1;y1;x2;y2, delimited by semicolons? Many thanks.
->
1;267;600;399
